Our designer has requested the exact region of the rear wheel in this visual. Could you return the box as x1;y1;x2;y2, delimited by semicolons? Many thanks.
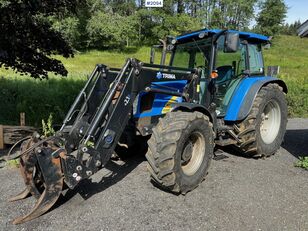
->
233;83;287;157
146;111;214;194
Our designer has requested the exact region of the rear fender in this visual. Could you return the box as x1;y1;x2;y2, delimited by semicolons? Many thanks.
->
224;76;287;121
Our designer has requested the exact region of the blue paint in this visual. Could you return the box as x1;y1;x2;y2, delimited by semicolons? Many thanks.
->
176;29;269;43
134;80;187;118
224;76;277;121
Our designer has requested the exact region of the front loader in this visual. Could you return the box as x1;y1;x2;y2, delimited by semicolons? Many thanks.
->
9;29;288;224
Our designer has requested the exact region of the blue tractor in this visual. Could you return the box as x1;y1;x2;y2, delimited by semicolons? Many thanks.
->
10;29;287;224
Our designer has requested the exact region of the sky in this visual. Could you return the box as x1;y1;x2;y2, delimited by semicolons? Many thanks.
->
285;0;307;24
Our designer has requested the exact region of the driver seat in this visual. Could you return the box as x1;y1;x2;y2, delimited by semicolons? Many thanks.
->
216;65;233;84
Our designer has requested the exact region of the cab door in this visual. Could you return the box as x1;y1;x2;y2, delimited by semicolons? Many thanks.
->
213;36;247;116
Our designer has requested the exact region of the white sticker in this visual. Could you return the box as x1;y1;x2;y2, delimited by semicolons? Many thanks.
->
145;0;163;7
156;72;176;80
162;73;176;79
124;94;131;106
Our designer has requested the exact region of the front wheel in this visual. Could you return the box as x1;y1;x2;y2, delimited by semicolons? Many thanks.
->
146;111;214;194
234;83;287;157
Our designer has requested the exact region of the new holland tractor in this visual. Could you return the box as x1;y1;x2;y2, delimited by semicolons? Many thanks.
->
9;29;287;224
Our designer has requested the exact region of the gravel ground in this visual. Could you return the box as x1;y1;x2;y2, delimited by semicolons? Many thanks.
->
0;118;308;231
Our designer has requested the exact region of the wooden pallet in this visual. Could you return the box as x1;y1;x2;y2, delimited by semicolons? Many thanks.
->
0;125;36;149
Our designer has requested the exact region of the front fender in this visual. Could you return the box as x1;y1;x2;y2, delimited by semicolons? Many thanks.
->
224;76;287;121
171;102;217;132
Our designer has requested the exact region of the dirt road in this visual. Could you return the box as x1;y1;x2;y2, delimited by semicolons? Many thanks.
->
0;118;307;231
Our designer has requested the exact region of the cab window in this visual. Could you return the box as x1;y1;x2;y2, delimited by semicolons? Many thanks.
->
248;44;264;74
171;38;211;69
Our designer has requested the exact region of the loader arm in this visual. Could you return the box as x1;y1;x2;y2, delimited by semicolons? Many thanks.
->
60;59;199;188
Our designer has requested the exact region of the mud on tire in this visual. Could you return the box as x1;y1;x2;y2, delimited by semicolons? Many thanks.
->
233;83;287;157
146;111;214;194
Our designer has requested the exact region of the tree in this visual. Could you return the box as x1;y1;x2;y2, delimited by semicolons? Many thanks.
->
255;0;287;36
51;0;106;50
200;0;257;30
0;0;267;64
0;0;79;78
86;12;138;48
281;20;301;35
107;0;137;16
151;13;203;40
51;17;80;48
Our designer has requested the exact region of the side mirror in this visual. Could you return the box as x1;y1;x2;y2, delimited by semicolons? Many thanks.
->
224;32;239;53
150;47;155;64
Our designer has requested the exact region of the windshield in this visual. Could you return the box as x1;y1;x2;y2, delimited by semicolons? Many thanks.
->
170;38;212;70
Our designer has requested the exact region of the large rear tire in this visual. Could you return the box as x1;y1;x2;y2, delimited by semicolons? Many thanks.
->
146;111;214;194
233;83;287;157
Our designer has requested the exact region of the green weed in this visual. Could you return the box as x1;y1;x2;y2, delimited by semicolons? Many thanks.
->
6;159;20;168
295;156;308;170
42;114;55;137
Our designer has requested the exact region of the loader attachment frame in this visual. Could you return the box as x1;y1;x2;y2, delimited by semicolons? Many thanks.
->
10;58;201;223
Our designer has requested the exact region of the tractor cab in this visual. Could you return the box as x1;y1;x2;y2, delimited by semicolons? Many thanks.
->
163;29;270;116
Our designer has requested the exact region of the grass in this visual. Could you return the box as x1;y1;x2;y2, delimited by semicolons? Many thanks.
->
0;36;307;126
55;47;153;78
0;76;85;126
0;47;152;79
0;47;152;126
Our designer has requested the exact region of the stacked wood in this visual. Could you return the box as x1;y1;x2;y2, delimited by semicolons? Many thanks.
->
0;125;37;148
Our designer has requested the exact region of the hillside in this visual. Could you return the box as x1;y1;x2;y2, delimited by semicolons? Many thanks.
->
263;35;308;117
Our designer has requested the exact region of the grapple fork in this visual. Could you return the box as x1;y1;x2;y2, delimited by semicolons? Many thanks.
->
9;138;64;224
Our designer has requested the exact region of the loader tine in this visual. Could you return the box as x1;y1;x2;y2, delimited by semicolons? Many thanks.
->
9;163;42;201
10;153;42;200
12;150;63;225
12;179;63;225
8;188;31;202
9;139;42;201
